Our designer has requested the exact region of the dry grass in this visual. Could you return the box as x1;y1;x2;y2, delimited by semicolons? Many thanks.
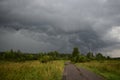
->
0;60;64;80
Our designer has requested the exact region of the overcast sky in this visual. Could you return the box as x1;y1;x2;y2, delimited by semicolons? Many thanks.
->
0;0;120;57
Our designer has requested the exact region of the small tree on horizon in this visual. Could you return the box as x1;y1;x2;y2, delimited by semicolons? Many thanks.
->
86;52;94;60
71;47;80;62
72;47;80;57
96;53;105;61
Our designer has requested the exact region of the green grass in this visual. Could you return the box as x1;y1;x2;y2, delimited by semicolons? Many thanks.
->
0;60;65;80
76;60;120;80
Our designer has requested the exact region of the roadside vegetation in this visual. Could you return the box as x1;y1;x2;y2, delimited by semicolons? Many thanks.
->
0;50;68;80
0;48;120;80
0;60;64;80
76;60;120;80
0;49;71;62
70;47;120;80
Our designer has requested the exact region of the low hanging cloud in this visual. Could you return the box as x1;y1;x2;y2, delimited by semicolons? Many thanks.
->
0;0;120;57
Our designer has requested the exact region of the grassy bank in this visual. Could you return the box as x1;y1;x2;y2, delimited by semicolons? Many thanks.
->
76;60;120;80
0;60;64;80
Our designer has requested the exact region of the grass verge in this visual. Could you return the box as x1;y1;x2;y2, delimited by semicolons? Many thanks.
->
76;60;120;80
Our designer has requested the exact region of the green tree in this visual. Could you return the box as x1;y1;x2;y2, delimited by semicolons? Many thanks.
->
107;56;111;60
86;52;94;60
72;47;80;57
10;49;14;54
78;55;88;62
48;51;59;60
39;55;52;63
71;47;80;62
4;50;15;60
27;54;34;60
96;53;105;60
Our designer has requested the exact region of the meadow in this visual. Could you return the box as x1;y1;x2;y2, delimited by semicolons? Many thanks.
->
0;49;120;80
76;60;120;80
0;60;64;80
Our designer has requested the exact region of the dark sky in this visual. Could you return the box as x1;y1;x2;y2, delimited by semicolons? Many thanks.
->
0;0;120;57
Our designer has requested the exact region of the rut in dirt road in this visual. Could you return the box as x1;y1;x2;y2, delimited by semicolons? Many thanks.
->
62;62;104;80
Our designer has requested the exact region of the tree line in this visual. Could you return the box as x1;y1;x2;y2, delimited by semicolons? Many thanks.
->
71;47;110;63
0;48;112;63
0;49;71;62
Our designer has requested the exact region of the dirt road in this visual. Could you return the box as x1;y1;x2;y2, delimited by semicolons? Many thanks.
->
62;62;104;80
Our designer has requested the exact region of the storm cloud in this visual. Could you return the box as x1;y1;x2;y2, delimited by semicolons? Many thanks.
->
0;0;120;57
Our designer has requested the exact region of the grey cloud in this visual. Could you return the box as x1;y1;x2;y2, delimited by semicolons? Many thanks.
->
0;0;120;57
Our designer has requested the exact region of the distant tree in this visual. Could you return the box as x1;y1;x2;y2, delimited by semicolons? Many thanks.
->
10;49;14;54
27;54;34;60
47;51;60;60
107;56;111;60
4;50;14;60
72;47;80;57
71;47;81;62
71;54;88;63
15;50;25;62
86;52;94;60
16;50;23;58
39;52;44;57
78;55;88;62
17;50;22;54
39;55;52;63
54;51;59;57
96;53;105;60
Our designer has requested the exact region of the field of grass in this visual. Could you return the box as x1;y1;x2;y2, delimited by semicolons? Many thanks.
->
0;60;65;80
76;60;120;80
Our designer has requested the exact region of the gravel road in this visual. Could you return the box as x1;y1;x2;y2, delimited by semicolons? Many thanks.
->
62;62;104;80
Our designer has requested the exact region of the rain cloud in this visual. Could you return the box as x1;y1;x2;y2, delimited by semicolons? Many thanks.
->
0;0;120;57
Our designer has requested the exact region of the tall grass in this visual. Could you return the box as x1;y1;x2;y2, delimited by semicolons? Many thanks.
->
0;60;64;80
76;60;120;80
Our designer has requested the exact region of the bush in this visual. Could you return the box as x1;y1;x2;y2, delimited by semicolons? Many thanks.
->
96;53;106;61
39;55;52;63
78;55;88;62
86;52;95;60
71;55;88;63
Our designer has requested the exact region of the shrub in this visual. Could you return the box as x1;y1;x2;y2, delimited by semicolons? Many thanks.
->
71;55;88;63
39;55;52;63
96;53;106;61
